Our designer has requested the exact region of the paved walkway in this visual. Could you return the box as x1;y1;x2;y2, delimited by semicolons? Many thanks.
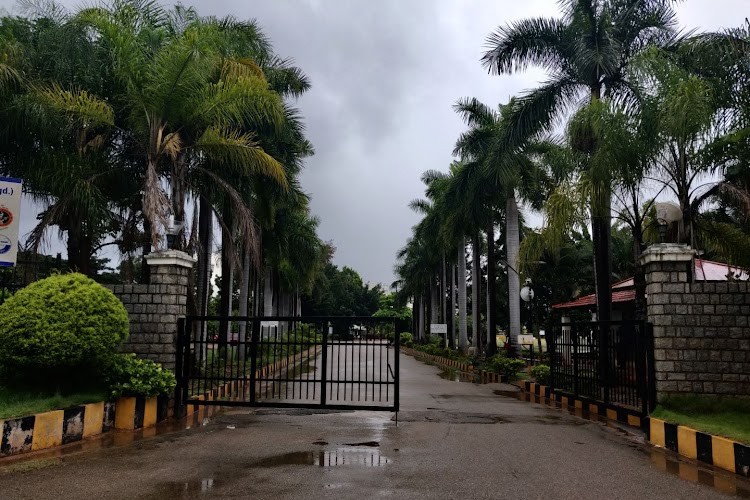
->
0;353;746;499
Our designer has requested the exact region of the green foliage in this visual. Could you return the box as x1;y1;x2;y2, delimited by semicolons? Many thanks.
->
399;332;413;347
0;273;129;390
302;263;383;316
372;293;412;321
530;364;550;385
106;354;176;398
487;355;526;381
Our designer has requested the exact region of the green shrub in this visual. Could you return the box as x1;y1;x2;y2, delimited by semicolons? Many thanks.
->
531;364;550;385
399;332;413;347
488;355;526;381
0;273;129;390
106;354;176;398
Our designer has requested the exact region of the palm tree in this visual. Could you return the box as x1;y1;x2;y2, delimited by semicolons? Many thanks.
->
482;0;681;324
77;2;288;252
453;98;548;355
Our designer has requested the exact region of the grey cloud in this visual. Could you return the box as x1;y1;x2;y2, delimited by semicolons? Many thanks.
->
0;0;745;287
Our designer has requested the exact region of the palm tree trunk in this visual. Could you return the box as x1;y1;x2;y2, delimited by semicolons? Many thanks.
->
450;260;457;349
506;195;521;356
472;232;481;354
441;253;447;323
592;192;612;323
237;246;251;361
458;239;468;354
418;293;425;342
430;274;439;325
171;153;187;251
141;218;152;283
219;203;233;348
590;87;612;324
262;265;273;342
486;217;498;356
196;197;212;319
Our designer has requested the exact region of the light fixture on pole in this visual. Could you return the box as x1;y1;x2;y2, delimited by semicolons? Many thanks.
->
165;215;184;250
520;278;534;303
655;202;682;244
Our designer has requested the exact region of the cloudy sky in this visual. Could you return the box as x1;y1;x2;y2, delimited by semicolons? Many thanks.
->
0;0;744;286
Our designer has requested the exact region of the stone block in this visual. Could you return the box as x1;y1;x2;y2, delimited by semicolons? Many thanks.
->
133;284;148;294
667;372;686;381
665;350;681;361
654;338;673;348
716;382;736;394
677;381;693;392
656;381;678;392
664;283;685;293
655;361;674;372
649;271;670;283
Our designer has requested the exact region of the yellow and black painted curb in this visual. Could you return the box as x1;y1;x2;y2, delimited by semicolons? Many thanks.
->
0;395;170;457
649;417;750;477
401;347;507;384
521;381;645;428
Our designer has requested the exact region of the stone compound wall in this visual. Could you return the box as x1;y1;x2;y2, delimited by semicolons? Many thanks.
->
642;244;750;400
106;251;194;371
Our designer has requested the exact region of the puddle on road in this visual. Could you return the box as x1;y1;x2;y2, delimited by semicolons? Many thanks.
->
649;448;750;498
438;368;479;383
251;449;389;467
485;379;750;497
151;478;219;498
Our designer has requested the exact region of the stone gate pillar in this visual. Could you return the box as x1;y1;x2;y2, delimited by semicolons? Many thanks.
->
640;243;695;402
111;250;196;371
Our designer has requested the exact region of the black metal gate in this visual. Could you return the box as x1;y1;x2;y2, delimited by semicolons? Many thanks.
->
176;316;402;412
549;320;655;416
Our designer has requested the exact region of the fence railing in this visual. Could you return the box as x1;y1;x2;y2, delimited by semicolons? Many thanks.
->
549;320;655;416
176;316;404;412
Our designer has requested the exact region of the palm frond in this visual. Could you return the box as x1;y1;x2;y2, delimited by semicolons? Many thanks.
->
482;17;568;75
195;126;287;189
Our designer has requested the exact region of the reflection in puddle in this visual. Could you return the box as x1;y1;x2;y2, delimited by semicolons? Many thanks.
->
252;449;389;467
486;376;750;497
650;450;750;498
438;368;478;383
153;478;217;497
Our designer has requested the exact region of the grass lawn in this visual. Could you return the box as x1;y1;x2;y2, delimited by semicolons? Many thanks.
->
651;395;750;445
0;387;108;420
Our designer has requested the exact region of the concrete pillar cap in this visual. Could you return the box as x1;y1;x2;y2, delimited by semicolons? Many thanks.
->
145;250;197;268
639;243;696;266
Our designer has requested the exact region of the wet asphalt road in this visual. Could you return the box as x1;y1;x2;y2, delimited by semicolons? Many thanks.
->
0;353;748;499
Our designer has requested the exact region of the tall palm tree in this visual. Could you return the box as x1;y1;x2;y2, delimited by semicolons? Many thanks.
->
453;98;547;355
77;2;288;252
481;0;680;324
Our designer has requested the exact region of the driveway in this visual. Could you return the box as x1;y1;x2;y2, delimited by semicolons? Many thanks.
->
0;353;746;499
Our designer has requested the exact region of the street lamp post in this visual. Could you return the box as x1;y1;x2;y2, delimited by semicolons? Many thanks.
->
520;278;536;364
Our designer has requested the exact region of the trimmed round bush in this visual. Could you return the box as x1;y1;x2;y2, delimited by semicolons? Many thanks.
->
0;273;128;389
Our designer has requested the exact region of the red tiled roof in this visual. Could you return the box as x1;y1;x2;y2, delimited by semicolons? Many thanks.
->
552;289;635;310
551;258;746;310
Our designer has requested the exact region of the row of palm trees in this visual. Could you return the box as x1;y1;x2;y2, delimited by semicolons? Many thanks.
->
396;0;750;355
0;1;326;325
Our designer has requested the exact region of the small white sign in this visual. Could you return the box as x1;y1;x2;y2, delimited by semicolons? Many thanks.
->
0;177;22;267
430;323;447;334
